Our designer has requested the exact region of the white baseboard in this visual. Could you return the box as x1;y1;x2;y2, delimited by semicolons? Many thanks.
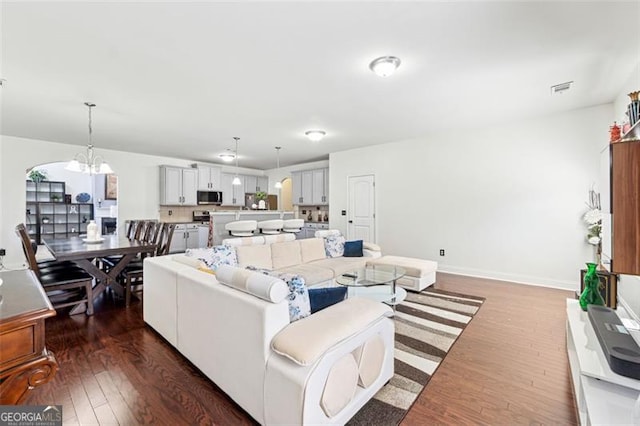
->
437;264;578;291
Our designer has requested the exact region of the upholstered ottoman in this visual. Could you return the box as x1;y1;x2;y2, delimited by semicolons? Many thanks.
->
366;255;437;292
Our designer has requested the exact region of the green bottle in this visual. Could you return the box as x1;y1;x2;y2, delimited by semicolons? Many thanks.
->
579;262;605;311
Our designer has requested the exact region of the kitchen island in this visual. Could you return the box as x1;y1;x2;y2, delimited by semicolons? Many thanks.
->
210;210;295;245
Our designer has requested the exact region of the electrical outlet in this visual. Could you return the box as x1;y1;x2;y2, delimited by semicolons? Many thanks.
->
168;210;173;216
0;248;6;256
439;249;445;256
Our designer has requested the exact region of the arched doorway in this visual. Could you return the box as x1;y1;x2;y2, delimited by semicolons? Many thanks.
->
26;162;118;245
280;177;293;211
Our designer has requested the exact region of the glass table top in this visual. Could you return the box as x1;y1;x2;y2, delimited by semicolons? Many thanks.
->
335;264;406;287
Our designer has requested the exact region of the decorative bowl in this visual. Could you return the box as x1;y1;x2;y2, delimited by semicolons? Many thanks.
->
76;192;91;203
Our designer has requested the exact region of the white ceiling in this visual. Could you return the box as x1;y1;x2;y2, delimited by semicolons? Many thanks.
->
1;1;639;169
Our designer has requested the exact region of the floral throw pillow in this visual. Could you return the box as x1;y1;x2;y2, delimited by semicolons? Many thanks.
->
246;267;310;322
185;245;238;271
279;273;311;322
324;235;346;258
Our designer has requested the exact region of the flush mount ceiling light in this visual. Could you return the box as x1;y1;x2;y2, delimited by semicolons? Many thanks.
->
232;137;241;185
369;56;401;77
305;130;326;142
219;149;235;162
274;147;282;189
66;102;114;175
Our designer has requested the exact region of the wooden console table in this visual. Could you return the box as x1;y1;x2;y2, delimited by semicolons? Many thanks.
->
0;269;58;404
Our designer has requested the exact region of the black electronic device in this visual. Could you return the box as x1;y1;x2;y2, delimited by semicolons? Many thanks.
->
587;305;640;380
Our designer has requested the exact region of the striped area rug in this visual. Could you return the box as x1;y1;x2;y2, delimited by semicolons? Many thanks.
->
348;287;485;425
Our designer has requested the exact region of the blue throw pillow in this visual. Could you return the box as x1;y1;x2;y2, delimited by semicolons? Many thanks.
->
343;240;364;257
308;287;347;313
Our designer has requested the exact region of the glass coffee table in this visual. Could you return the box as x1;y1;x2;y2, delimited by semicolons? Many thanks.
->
335;264;407;306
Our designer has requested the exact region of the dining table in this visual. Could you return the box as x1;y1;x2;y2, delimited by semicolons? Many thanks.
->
43;235;157;313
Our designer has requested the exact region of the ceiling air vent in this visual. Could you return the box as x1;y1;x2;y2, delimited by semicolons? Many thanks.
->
551;81;573;95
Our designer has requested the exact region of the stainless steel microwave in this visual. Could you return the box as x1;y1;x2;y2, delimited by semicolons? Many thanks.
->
197;191;223;205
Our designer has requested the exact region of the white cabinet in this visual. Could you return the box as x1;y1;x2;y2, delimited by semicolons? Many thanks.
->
243;175;269;193
292;168;328;205
160;166;198;206
244;175;257;194
312;168;329;205
197;165;221;191
169;224;200;253
221;173;244;206
257;176;269;192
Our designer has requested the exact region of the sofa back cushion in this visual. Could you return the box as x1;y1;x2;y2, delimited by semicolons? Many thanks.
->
299;238;326;263
222;236;266;247
271;241;302;270
236;244;273;269
185;245;238;271
263;233;296;245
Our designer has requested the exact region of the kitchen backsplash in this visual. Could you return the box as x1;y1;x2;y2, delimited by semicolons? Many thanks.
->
294;205;329;222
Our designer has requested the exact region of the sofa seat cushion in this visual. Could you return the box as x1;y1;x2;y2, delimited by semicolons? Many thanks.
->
308;257;368;277
271;297;393;366
276;264;334;286
271;241;302;270
366;255;437;278
235;244;273;270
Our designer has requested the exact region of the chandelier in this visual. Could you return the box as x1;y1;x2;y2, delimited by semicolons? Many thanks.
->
66;102;113;175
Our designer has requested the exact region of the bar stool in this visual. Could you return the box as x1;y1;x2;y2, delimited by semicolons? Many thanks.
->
257;219;283;235
225;220;258;237
282;219;304;233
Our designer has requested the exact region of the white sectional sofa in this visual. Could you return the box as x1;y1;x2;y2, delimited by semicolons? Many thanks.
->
222;233;381;287
143;256;395;425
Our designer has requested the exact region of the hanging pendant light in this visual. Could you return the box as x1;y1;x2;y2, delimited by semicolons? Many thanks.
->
66;102;113;175
232;137;241;185
274;146;282;189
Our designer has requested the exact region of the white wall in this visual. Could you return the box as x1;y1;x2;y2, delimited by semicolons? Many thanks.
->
0;135;193;267
608;62;640;320
330;104;611;290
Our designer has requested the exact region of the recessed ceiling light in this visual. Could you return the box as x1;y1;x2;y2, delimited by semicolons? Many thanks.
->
369;56;401;77
219;149;235;162
305;130;326;142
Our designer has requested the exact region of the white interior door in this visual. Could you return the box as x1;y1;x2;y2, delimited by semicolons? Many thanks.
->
348;175;375;242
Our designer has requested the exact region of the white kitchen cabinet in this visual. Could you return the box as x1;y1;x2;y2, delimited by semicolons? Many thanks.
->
244;175;258;194
292;169;325;205
312;168;329;205
169;223;200;253
197;165;222;191
221;173;245;206
257;176;269;192
160;166;198;206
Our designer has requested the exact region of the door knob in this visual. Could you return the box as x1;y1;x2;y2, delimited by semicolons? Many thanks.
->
348;220;353;223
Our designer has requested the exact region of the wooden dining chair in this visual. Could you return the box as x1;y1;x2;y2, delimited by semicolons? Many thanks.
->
119;222;172;306
15;223;94;315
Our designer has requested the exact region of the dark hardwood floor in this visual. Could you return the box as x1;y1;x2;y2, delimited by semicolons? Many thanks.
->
24;273;577;425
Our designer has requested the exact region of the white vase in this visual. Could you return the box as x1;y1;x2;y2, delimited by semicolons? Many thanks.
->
87;220;98;240
258;200;266;210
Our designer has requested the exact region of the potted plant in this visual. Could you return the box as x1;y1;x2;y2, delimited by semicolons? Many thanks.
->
255;191;268;209
28;169;47;183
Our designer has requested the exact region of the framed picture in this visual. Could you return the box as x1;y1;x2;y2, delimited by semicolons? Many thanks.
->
579;269;618;308
105;174;118;200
